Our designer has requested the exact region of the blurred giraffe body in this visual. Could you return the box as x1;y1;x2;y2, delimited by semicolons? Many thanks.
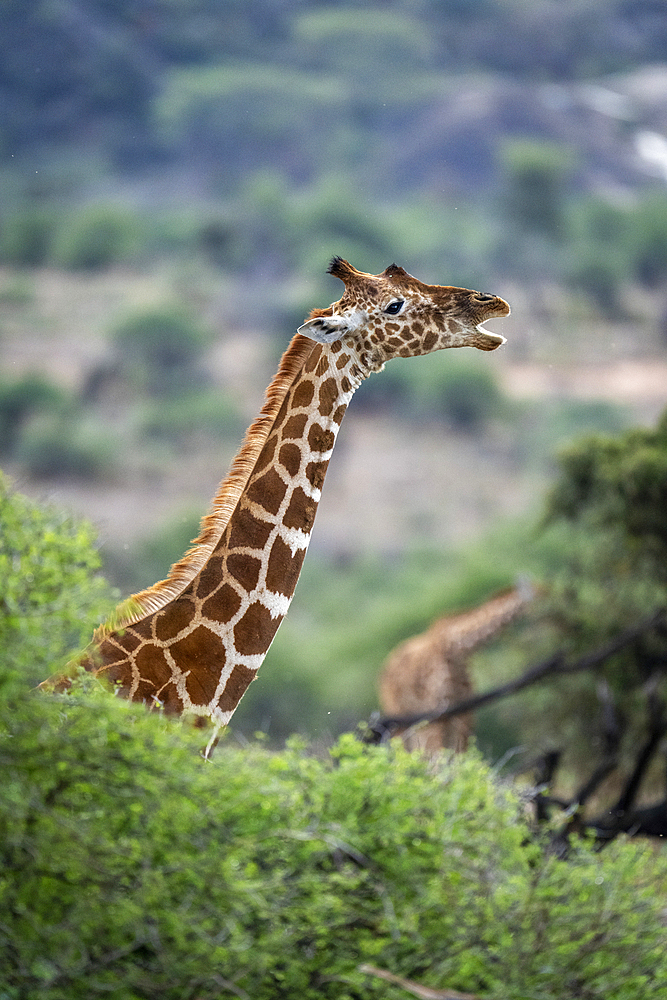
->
379;584;533;757
43;258;509;754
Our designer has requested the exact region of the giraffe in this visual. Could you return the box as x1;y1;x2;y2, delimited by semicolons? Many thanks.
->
378;583;534;758
42;258;509;754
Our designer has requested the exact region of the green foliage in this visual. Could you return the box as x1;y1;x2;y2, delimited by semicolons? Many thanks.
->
0;474;115;686
155;63;347;188
2;682;666;1000
110;306;213;396
51;204;141;271
1;0;666;300
291;175;398;273
357;348;508;429
0;205;61;266
291;9;437;100
139;389;245;445
0;373;67;456
0;271;35;306
1;480;665;998
492;410;667;779
565;195;635;313
630;194;667;288
0;375;116;481
562;189;667;309
544;409;667;583
500;140;574;241
16;414;116;481
568;254;624;317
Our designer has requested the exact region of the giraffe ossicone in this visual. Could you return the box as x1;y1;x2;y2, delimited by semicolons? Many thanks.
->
42;258;510;752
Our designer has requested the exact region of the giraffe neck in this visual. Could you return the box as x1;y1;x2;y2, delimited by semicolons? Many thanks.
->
431;589;529;656
185;340;361;720
90;337;366;729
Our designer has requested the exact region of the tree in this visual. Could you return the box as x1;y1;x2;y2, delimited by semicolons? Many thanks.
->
500;140;573;242
514;409;667;780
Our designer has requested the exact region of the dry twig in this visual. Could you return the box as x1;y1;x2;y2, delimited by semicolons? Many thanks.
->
359;964;479;1000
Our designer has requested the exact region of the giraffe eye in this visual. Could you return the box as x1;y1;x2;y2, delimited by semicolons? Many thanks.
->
384;300;404;315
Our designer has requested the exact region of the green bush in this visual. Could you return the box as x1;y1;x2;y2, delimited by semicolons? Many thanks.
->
111;306;213;396
500;139;574;241
16;415;116;481
0;473;115;686
564;195;633;314
1;689;666;1000
568;255;624;317
0;272;35;306
630;194;667;288
0;205;61;266
51;203;140;271
139;388;244;444
0;374;67;456
500;409;667;778
0;375;115;480
357;348;507;429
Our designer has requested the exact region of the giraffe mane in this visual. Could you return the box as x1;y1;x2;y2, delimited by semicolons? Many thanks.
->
97;333;317;636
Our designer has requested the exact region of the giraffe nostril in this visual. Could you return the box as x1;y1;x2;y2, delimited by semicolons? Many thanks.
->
475;292;496;302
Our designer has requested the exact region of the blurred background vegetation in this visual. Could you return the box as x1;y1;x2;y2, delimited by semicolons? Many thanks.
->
1;0;667;791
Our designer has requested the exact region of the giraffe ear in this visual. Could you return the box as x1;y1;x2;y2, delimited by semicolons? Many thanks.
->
297;314;351;344
298;310;364;344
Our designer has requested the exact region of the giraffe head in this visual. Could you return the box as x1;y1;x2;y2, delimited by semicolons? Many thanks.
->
297;257;510;372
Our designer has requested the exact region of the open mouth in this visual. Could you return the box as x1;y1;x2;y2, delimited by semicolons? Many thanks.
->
474;299;510;349
476;323;507;346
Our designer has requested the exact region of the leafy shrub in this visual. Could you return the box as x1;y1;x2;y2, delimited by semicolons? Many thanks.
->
357;349;507;429
500;139;574;241
568;254;624;316
630;194;667;288
0;375;115;480
503;409;667;777
544;409;667;581
111;306;212;395
139;388;245;444
0;205;61;266
155;64;348;189
16;415;116;481
0;373;67;456
0;473;115;686
51;203;140;271
292;176;396;271
1;690;666;1000
564;195;633;314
